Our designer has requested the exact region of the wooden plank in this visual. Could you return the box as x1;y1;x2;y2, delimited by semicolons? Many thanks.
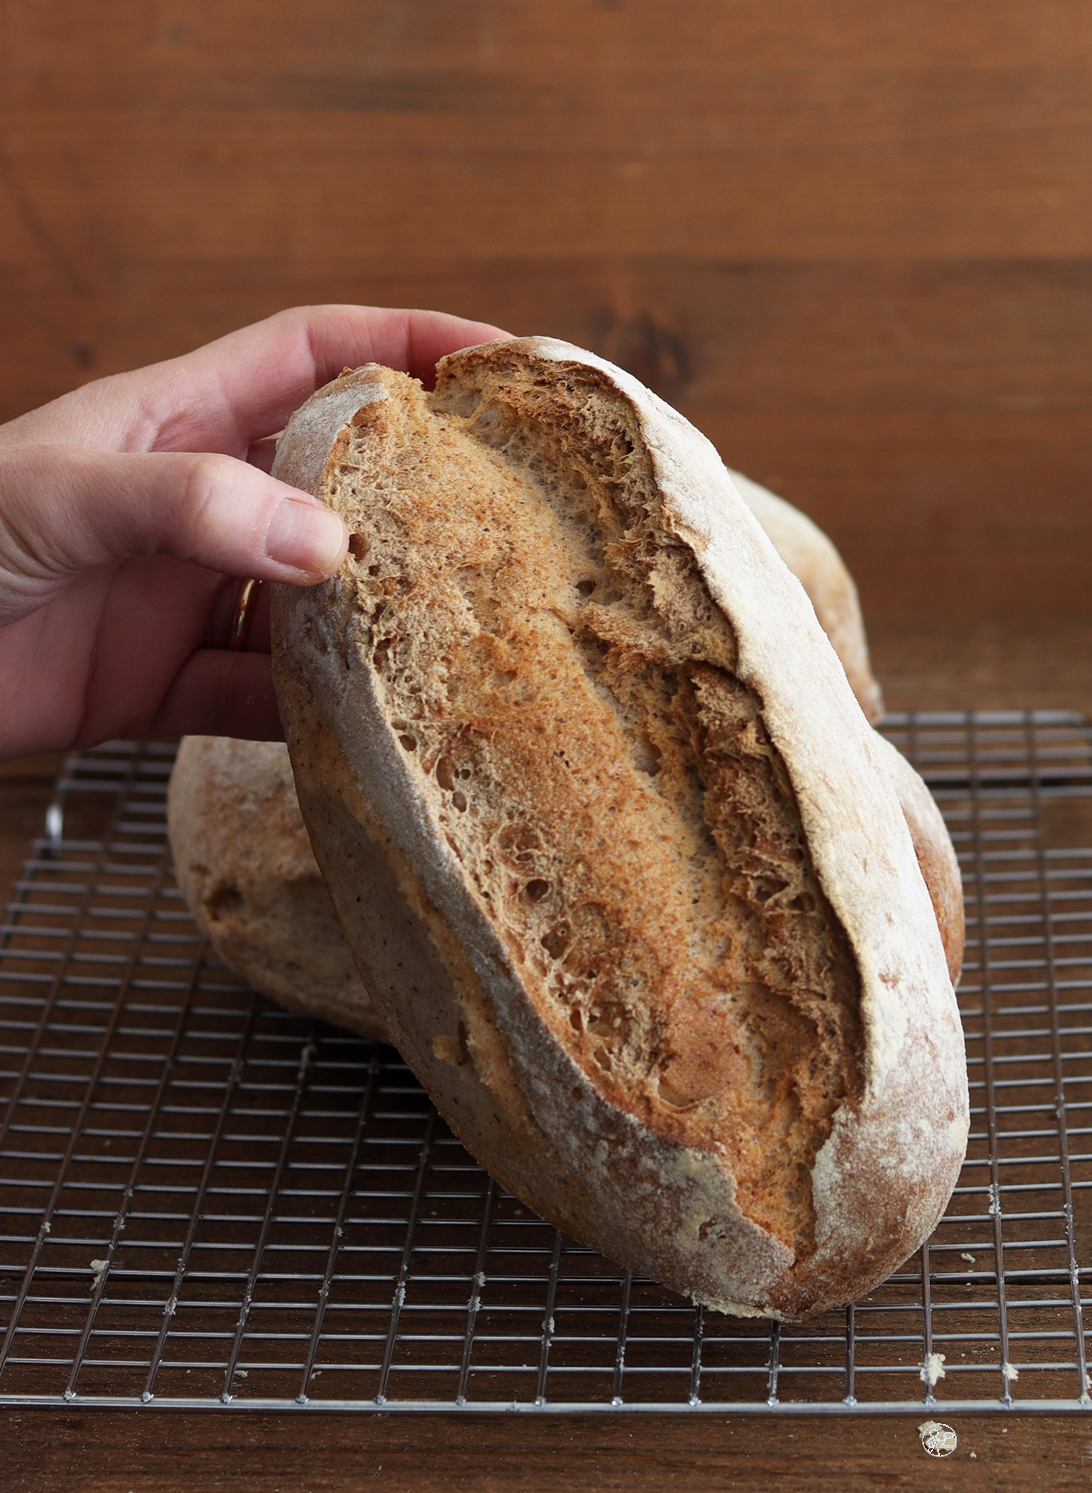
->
8;0;1092;85
1;258;1090;615
1;84;1092;264
3;3;1092;268
2;1;1092;616
2;1407;1090;1492
869;617;1092;717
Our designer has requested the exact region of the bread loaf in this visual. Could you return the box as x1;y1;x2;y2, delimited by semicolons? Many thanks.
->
164;486;954;1034
728;471;885;724
166;722;961;1043
166;725;960;1046
268;337;968;1320
167;735;385;1039
872;732;964;985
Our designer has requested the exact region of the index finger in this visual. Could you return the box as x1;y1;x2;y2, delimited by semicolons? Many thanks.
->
2;306;513;458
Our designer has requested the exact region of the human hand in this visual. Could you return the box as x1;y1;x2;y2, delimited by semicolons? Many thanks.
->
0;305;510;760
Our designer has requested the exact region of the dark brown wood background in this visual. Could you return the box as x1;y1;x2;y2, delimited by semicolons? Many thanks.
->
3;0;1092;622
4;3;1092;1486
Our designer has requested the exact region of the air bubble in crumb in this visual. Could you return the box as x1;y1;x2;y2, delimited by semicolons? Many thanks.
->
919;1352;946;1387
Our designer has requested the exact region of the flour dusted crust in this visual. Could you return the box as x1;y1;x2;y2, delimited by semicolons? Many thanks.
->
728;471;885;725
167;736;385;1040
871;733;964;986
270;338;968;1319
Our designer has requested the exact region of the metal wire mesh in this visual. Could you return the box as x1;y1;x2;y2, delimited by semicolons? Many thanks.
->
2;713;1092;1414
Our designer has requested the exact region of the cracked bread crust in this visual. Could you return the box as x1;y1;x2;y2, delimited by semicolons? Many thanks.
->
270;338;968;1319
165;735;961;1052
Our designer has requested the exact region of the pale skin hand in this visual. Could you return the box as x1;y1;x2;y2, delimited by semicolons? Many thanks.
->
0;305;510;761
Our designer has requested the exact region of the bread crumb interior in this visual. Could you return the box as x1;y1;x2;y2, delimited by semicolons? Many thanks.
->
327;353;863;1260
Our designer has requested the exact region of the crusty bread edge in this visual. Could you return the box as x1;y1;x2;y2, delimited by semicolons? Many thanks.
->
727;470;885;724
872;731;966;986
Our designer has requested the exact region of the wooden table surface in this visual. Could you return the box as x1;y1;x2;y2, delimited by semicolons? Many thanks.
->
4;1407;1092;1492
3;1;1092;625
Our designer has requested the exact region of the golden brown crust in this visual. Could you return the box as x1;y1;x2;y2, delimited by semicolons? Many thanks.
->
872;733;965;985
167;736;386;1040
316;365;866;1258
728;471;885;724
168;522;953;1054
270;339;968;1319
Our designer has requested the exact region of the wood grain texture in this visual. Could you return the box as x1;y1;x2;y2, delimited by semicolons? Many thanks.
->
871;616;1092;716
3;1408;1092;1493
2;2;1092;616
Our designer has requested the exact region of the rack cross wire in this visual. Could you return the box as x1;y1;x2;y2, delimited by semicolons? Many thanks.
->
2;712;1091;1414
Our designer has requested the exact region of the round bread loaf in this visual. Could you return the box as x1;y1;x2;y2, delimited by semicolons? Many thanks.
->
728;470;885;725
167;735;385;1039
872;732;964;985
269;337;968;1320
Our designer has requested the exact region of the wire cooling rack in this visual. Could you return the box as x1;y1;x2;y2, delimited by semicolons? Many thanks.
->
2;712;1092;1415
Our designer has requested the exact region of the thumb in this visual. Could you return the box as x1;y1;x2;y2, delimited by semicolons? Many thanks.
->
0;443;348;626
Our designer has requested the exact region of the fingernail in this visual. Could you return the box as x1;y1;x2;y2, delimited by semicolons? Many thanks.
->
265;498;347;575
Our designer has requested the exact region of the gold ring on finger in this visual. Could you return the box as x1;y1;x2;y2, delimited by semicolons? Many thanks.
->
228;577;262;651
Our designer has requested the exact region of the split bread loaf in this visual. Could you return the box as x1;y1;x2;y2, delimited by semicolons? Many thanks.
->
165;727;961;1047
165;725;962;1047
269;337;969;1320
